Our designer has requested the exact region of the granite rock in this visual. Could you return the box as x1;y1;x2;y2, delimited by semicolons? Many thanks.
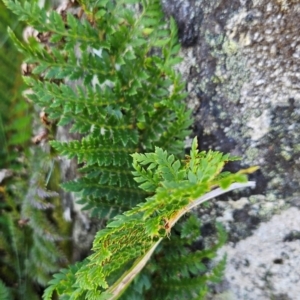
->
161;0;300;298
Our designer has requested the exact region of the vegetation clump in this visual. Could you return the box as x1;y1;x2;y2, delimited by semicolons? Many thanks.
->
1;0;255;299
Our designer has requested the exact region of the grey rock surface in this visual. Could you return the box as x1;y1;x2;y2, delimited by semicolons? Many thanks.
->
160;0;300;298
163;0;300;199
214;206;300;300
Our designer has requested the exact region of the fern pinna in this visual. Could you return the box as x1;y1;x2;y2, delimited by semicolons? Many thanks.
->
4;0;255;299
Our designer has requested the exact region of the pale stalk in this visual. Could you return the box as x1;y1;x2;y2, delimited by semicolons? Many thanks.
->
108;181;256;300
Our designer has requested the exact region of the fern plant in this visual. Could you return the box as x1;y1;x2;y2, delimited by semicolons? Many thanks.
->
4;0;192;218
0;1;71;297
0;0;31;169
3;0;256;299
0;135;72;299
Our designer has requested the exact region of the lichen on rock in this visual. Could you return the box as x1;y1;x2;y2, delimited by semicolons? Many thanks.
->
164;0;300;200
162;0;300;298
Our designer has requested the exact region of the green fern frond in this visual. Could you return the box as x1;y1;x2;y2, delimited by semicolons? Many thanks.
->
15;158;71;288
208;254;227;284
0;279;11;300
43;261;87;300
42;138;254;299
0;0;30;169
6;0;192;222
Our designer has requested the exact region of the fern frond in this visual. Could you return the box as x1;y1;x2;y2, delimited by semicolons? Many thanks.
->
0;280;11;300
43;261;85;300
5;0;193;227
208;254;227;284
43;138;254;298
